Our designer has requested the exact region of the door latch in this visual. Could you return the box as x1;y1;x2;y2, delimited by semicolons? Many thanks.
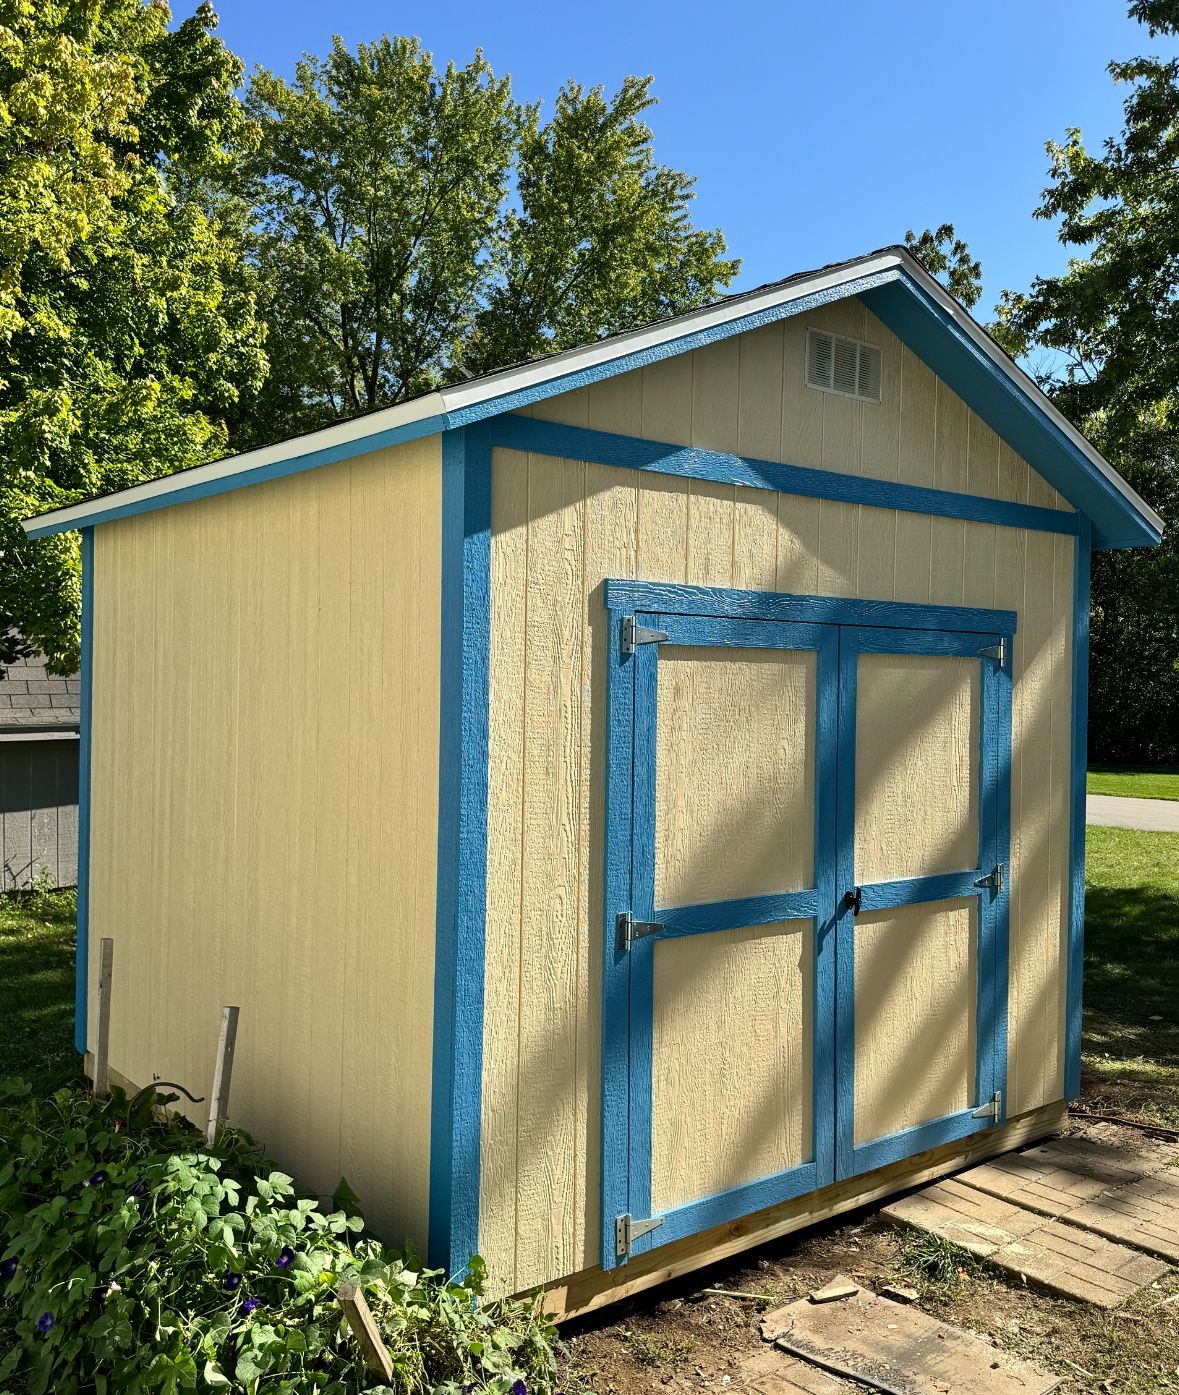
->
843;887;862;917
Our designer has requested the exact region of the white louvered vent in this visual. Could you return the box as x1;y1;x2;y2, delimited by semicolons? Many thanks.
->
806;328;883;403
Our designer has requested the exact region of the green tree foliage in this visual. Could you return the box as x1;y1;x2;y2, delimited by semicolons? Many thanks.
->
231;37;739;444
0;0;266;672
903;225;983;309
995;1;1179;762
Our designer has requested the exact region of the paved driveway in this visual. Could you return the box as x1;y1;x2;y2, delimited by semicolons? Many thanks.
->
1086;793;1179;832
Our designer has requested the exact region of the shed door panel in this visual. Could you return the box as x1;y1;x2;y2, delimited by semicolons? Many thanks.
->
853;654;979;884
853;898;977;1145
655;647;815;904
652;919;813;1213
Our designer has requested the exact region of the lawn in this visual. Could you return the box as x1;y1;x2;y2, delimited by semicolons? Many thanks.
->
1081;823;1179;1128
1087;765;1179;800
0;885;79;1092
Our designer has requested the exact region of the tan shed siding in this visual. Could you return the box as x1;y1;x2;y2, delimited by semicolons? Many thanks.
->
482;448;1074;1294
89;436;442;1248
526;296;1073;513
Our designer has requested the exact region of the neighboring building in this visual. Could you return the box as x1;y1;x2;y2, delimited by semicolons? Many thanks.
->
0;646;80;889
23;246;1164;1317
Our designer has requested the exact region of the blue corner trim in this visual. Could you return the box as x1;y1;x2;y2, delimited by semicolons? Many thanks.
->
490;415;1079;541
75;528;94;1056
860;278;1161;551
607;578;1017;637
429;425;492;1274
1065;521;1092;1100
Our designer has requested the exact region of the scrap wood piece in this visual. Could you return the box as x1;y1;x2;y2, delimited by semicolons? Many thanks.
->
337;1283;394;1382
757;1286;1059;1395
809;1276;860;1304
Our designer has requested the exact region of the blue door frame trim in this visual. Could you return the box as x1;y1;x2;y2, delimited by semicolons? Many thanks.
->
601;605;840;1266
75;528;94;1054
488;415;1079;542
604;579;1017;638
429;424;493;1274
835;622;1014;1181
602;583;1015;1266
1065;521;1092;1099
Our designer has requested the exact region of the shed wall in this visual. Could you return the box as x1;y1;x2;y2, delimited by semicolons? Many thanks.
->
481;297;1075;1293
0;739;79;890
88;436;442;1248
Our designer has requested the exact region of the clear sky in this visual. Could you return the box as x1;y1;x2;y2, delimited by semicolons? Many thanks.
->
213;0;1178;313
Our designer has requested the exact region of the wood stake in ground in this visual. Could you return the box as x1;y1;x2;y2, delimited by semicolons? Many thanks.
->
205;1005;239;1146
337;1283;394;1382
92;937;114;1099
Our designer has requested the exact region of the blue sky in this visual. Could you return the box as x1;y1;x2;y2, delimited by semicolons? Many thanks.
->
215;0;1178;313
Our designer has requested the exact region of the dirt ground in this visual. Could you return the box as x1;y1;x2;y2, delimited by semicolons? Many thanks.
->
556;1117;1179;1395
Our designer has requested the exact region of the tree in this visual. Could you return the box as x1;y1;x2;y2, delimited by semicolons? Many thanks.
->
904;225;983;309
231;38;739;445
994;0;1179;763
0;0;266;672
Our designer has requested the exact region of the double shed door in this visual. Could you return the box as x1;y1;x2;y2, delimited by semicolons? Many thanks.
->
602;584;1013;1268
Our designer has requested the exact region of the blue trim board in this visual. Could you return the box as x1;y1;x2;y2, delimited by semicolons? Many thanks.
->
429;425;493;1274
490;415;1079;541
610;579;1016;636
75;528;94;1055
1065;521;1092;1100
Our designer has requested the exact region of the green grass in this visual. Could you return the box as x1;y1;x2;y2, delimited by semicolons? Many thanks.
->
1087;765;1179;801
0;886;79;1092
1082;825;1179;1128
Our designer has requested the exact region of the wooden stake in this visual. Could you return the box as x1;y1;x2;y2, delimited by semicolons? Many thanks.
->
205;1006;239;1146
337;1283;394;1382
92;938;114;1099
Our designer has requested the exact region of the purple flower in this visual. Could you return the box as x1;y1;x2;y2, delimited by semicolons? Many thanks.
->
222;1271;243;1291
275;1246;295;1270
84;1170;108;1188
510;1381;527;1395
129;1179;148;1198
36;1312;54;1335
0;1258;16;1280
242;1296;260;1315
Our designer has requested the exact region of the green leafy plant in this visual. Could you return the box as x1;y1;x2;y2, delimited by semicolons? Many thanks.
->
0;1079;563;1394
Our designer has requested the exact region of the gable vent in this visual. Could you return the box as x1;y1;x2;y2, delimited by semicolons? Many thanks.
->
807;328;882;403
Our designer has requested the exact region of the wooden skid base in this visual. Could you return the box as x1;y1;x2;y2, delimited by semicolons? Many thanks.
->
541;1102;1067;1322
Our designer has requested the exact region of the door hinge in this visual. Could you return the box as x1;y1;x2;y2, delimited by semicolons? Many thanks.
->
615;1212;663;1259
621;615;669;655
979;637;1007;669
973;863;1005;897
616;911;664;951
972;1090;1003;1123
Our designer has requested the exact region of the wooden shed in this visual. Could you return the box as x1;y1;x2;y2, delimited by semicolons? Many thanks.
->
23;246;1162;1319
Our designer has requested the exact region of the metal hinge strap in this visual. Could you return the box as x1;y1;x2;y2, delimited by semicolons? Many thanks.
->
617;911;664;951
621;615;669;655
615;1212;664;1259
973;863;1005;896
972;1090;1002;1122
979;637;1007;669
